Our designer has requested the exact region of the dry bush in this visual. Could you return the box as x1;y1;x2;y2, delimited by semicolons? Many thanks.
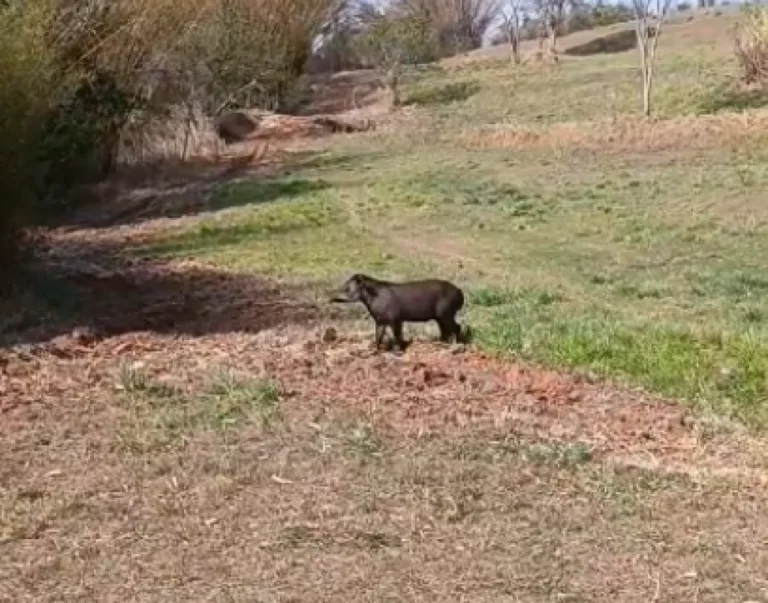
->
0;0;60;273
393;0;501;56
48;0;339;172
733;6;768;86
0;0;340;277
463;111;768;153
117;104;224;166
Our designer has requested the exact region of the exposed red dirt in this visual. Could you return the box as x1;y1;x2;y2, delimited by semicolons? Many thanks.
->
3;312;765;479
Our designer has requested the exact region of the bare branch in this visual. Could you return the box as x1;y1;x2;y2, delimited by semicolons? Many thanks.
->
500;0;525;63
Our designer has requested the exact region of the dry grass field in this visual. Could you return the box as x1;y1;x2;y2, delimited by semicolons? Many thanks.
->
3;8;768;602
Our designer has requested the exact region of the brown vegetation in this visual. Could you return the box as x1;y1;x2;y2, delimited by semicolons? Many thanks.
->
733;6;768;86
3;10;768;601
463;110;768;153
0;0;341;275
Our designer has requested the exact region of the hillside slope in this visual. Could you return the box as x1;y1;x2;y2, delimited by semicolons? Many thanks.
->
3;9;768;602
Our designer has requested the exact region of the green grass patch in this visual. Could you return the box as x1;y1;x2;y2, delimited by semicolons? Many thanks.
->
404;80;481;106
207;177;331;211
473;295;768;426
116;364;282;452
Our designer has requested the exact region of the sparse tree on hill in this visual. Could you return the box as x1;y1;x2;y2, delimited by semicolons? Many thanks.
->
632;0;672;117
526;0;574;59
394;0;502;55
501;0;525;64
355;6;434;108
526;0;549;53
546;0;568;55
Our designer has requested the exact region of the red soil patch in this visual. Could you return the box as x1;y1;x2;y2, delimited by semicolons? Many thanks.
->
4;323;761;477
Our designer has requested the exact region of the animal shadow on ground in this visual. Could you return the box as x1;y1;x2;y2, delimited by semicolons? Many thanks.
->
0;237;333;349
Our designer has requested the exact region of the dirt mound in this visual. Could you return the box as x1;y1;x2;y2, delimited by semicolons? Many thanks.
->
563;28;638;57
248;334;700;461
215;111;261;144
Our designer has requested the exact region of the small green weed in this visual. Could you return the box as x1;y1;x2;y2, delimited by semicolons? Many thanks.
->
115;364;281;452
520;442;593;468
344;422;382;461
118;362;179;400
205;369;281;430
405;80;481;106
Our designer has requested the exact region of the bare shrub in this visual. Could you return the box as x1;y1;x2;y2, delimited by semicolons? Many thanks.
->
355;7;435;108
526;0;575;60
733;6;768;87
117;104;223;166
394;0;502;56
0;0;60;273
500;0;525;65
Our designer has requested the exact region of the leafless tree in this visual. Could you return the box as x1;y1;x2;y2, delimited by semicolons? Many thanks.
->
395;0;502;54
355;3;434;108
526;0;570;59
500;0;525;64
632;0;672;117
546;0;568;56
526;0;549;53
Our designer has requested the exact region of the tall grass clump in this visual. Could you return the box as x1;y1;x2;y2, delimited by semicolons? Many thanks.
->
733;5;768;86
0;0;59;272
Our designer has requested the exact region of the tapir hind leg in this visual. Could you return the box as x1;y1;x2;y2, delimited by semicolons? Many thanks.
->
392;321;406;352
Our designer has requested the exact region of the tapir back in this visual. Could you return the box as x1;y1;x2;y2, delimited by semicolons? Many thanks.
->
370;279;463;322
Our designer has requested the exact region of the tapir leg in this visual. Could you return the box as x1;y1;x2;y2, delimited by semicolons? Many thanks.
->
392;321;406;351
437;319;451;343
438;316;461;343
448;317;462;343
374;323;386;349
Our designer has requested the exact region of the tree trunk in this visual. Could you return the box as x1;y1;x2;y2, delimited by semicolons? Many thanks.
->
548;26;557;57
385;65;400;110
642;73;652;117
547;14;559;60
508;26;521;65
637;25;652;117
512;36;521;65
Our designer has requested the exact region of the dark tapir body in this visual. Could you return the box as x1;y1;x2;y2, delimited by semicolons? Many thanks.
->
332;273;464;350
